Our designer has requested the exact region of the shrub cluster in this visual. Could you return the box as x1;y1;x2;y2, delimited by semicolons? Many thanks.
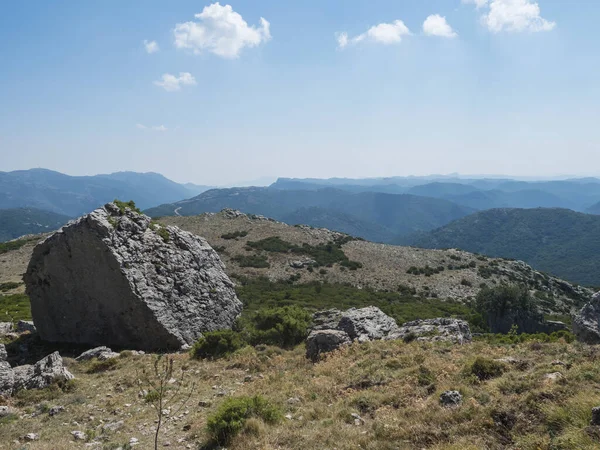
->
406;265;445;277
191;329;246;359
221;231;248;240
468;357;505;381
232;254;270;268
113;199;142;214
0;238;30;255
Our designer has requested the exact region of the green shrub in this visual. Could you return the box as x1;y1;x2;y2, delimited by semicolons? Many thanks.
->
232;254;270;268
221;231;249;240
0;237;32;255
468;357;505;381
0;293;31;322
460;279;473;287
156;227;170;243
0;281;22;292
191;329;246;359
207;395;281;445
247;306;312;348
113;199;142;214
87;358;119;374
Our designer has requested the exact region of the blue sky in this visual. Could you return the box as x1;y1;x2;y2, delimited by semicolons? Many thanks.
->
1;0;599;185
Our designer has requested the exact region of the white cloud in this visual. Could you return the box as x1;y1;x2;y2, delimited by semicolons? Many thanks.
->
144;40;159;54
462;0;489;9
173;2;271;59
153;72;196;92
423;15;457;38
337;20;411;49
483;0;556;33
136;124;168;132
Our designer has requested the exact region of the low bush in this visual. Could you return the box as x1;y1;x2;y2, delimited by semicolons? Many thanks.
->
191;329;246;359
0;282;22;292
113;199;142;214
207;395;281;445
247;306;312;348
221;231;248;240
86;358;119;374
0;238;31;255
468;357;505;381
232;254;270;268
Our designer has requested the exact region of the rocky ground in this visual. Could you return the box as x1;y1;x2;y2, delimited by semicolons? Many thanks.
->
1;334;599;449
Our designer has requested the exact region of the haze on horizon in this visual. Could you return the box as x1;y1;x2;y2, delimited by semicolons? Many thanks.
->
2;0;599;186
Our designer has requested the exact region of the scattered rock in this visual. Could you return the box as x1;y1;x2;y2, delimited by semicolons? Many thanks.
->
591;407;600;426
49;406;65;416
0;343;7;362
289;259;316;269
16;320;36;333
544;372;564;383
0;405;14;417
130;437;140;445
306;329;352;361
12;352;74;392
390;318;472;344
440;390;463;408
573;292;600;344
76;347;120;362
103;420;124;433
0;322;13;335
287;397;301;405
71;431;86;441
351;412;365;425
24;203;243;351
24;433;39;441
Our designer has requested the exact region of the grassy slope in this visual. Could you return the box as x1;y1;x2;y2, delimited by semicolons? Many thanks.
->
1;337;598;449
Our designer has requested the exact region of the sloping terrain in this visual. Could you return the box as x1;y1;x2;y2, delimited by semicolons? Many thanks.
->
0;208;70;241
406;208;600;287
146;187;474;242
157;210;590;315
0;169;208;216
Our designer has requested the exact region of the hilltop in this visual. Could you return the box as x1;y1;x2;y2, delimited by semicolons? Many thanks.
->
406;208;600;287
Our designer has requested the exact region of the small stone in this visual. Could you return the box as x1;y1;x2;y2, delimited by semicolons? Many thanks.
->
130;437;140;445
544;372;563;383
440;390;463;408
591;407;600;426
71;431;86;441
351;413;364;426
49;406;65;416
244;375;253;382
103;420;124;433
0;406;13;417
287;397;301;405
24;433;39;441
285;414;293;420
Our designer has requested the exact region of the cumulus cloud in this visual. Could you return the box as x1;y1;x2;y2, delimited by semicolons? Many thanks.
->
462;0;489;8
144;40;159;54
153;72;196;92
136;124;168;132
423;15;457;38
337;20;411;49
173;2;271;59
482;0;556;33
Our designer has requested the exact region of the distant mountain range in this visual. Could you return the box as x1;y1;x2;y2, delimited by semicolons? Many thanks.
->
0;169;212;217
145;187;474;242
405;208;600;287
0;208;70;241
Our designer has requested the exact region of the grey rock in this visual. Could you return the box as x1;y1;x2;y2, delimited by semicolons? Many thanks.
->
306;329;352;361
389;318;472;344
103;420;124;433
71;431;86;441
440;390;462;407
0;322;13;335
0;343;7;362
310;309;343;332
573;292;600;344
289;259;317;269
49;405;65;416
16;320;36;333
338;307;400;343
76;347;119;361
591;406;600;426
24;203;243;351
0;405;14;417
24;433;39;441
0;361;14;396
12;352;74;392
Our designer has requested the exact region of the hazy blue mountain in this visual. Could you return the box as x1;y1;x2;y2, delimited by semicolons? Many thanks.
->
406;208;600;286
145;187;474;240
0;169;205;216
0;208;70;241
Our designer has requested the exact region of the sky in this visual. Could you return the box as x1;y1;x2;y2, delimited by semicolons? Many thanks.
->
1;0;600;186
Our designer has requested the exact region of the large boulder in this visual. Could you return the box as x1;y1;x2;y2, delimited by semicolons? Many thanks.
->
388;318;473;344
24;203;243;351
573;292;600;344
306;330;352;361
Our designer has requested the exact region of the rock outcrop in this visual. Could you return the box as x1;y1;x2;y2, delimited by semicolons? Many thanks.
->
307;307;473;360
76;347;120;361
388;318;473;344
24;203;243;351
573;292;600;344
0;351;73;397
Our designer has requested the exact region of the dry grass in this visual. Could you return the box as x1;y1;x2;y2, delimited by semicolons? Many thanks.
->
1;338;599;449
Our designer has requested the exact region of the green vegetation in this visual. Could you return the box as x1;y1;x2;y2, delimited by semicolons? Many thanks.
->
156;227;170;243
0;238;31;255
410;207;600;286
191;330;247;359
0;293;31;322
221;230;248;240
406;265;445;276
246;236;362;269
86;358;119;374
0;281;22;292
206;395;281;445
476;284;535;317
232;254;270;268
477;330;575;345
468;357;505;381
235;277;485;331
0;208;70;242
113;199;142;215
245;306;312;348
